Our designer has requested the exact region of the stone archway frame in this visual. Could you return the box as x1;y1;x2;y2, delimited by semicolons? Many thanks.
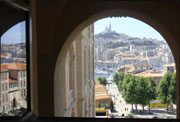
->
54;8;179;117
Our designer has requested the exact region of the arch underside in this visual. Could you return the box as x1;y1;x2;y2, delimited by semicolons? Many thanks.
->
54;8;179;118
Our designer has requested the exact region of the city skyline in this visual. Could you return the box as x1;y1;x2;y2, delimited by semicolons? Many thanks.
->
94;17;165;41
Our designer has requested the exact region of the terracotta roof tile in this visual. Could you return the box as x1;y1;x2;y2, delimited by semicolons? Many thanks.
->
9;78;17;82
7;62;26;70
0;64;8;70
135;70;164;77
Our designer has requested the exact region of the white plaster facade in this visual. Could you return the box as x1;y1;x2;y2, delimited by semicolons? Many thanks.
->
0;69;10;113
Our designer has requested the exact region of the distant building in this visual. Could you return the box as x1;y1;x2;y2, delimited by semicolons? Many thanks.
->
147;56;162;71
117;64;132;74
95;82;112;116
7;62;27;108
8;78;19;109
160;53;174;64
117;61;152;74
122;57;137;65
0;54;7;63
0;54;14;64
162;63;176;73
113;52;136;65
133;61;152;74
129;45;134;52
95;60;118;70
0;64;10;113
134;70;164;84
0;62;27;114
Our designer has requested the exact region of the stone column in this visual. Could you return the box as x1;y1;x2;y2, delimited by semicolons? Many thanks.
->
75;34;84;117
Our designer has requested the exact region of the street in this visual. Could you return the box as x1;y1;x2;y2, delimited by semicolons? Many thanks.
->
106;81;176;119
106;82;131;117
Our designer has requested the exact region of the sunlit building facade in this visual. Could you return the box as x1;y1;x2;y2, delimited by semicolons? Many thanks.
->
62;25;95;117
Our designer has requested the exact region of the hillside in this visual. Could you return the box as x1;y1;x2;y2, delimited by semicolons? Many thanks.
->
94;25;163;48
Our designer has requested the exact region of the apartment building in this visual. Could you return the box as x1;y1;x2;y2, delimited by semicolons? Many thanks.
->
0;63;27;114
0;64;10;113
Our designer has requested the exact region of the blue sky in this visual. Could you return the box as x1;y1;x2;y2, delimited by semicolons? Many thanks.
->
94;17;165;41
1;17;165;44
1;21;26;44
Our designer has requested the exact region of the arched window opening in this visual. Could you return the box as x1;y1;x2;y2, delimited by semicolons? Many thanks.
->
54;11;177;120
94;17;176;119
0;19;30;117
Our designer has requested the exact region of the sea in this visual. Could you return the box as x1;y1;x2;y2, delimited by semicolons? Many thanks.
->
94;71;116;81
94;73;111;80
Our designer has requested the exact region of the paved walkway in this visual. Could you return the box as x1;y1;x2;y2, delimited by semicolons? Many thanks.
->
106;82;176;119
106;82;131;117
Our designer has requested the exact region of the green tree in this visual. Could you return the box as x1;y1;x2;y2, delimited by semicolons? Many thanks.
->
122;74;133;98
136;76;148;112
146;77;156;113
169;73;176;112
97;77;107;85
169;73;176;104
118;72;125;91
113;72;119;85
113;72;125;90
126;76;138;111
157;73;173;111
122;74;137;110
97;77;102;83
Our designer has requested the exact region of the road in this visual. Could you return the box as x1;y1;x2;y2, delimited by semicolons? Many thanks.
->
106;81;176;119
106;82;131;117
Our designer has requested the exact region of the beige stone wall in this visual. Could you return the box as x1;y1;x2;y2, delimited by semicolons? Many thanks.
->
0;71;10;113
18;70;27;108
9;90;20;108
57;25;95;117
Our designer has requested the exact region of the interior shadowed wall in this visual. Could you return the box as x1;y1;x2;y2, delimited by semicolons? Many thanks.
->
1;0;176;118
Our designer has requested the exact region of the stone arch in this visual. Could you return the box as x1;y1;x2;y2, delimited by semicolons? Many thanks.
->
69;43;75;99
54;8;179;117
0;3;26;36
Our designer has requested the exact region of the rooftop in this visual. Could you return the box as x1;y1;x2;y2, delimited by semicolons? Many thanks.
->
163;63;175;67
95;82;111;101
135;70;164;77
0;64;8;71
7;62;26;70
122;57;137;60
0;54;7;59
9;78;17;82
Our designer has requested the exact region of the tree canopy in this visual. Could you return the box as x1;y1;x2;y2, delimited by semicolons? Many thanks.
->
146;77;156;113
157;72;176;110
97;77;107;85
112;71;176;112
